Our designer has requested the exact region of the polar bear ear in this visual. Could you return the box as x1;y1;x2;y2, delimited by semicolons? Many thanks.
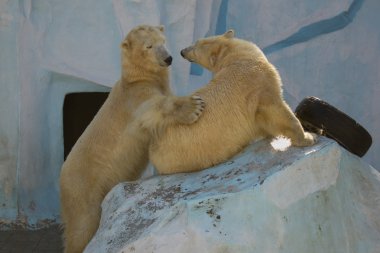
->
223;29;235;39
157;25;165;32
121;40;130;49
210;55;217;67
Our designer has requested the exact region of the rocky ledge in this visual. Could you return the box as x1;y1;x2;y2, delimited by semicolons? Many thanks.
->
85;137;380;253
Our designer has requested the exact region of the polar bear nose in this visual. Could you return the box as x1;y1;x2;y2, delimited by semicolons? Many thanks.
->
180;49;185;58
164;56;173;66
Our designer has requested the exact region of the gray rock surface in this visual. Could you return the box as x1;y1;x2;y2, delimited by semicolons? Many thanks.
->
85;137;380;253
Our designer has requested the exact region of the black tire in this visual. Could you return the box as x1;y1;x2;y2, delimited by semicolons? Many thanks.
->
295;96;372;157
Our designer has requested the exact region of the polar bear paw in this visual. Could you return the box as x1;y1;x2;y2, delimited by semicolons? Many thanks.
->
174;95;205;124
309;132;319;144
303;132;318;146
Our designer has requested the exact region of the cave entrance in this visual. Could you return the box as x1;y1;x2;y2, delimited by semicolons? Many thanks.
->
63;92;109;160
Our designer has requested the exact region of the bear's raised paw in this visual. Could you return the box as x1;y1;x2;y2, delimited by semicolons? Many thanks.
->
174;95;205;125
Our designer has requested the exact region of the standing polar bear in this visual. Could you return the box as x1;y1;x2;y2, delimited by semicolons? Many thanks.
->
150;30;317;174
60;25;205;253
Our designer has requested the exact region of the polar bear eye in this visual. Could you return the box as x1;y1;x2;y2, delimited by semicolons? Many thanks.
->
146;45;153;49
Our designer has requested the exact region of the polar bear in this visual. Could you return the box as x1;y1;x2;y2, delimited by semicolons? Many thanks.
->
59;25;205;253
149;30;316;174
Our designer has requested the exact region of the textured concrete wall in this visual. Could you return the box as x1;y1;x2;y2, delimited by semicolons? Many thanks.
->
0;0;379;227
0;0;20;224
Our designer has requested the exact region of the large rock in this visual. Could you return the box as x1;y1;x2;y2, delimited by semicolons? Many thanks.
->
85;137;380;253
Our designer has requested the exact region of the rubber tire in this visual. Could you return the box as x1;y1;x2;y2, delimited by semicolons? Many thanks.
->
295;96;372;157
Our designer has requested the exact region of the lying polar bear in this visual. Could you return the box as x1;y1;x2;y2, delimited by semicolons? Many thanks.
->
149;30;317;174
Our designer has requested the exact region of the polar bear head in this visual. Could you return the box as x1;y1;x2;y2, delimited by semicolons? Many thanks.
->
180;30;235;72
181;30;265;72
121;25;172;70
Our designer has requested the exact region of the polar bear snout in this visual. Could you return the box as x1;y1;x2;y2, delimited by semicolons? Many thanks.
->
164;56;173;66
180;46;194;62
156;45;172;67
180;49;186;58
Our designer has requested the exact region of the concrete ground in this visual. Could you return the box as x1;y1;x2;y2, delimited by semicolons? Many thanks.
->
0;225;63;253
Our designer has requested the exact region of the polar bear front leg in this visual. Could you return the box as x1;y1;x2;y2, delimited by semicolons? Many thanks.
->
135;95;205;135
260;102;318;147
